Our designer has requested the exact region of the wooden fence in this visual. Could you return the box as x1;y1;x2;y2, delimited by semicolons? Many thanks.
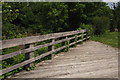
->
0;30;90;75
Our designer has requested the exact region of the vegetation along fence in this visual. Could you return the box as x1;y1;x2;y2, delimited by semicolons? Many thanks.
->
0;30;90;75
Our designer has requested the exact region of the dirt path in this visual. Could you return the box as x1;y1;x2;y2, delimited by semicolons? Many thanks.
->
12;41;118;78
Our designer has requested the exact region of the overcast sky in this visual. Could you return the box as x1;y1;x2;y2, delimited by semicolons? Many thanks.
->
103;0;119;9
103;0;120;2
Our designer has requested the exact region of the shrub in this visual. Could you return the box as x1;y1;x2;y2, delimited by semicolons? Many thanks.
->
92;16;110;35
81;24;93;35
77;24;93;35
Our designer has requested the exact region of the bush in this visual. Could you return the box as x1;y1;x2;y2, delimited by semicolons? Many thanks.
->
92;16;110;35
77;24;93;35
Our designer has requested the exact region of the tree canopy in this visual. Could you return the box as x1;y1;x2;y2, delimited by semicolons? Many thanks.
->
2;2;114;39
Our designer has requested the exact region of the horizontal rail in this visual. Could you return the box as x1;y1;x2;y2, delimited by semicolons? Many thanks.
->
77;39;83;43
77;34;86;37
0;36;75;61
0;45;67;75
0;29;90;75
0;30;86;49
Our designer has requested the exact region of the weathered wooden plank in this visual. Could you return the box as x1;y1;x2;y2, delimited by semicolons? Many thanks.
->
54;45;67;53
25;43;34;68
65;36;69;51
0;47;33;61
85;36;90;40
69;37;87;46
74;34;78;46
83;34;87;36
83;38;87;41
87;36;90;39
48;39;55;59
69;42;76;46
1;30;86;49
77;34;86;38
76;37;89;43
0;30;88;75
51;39;55;59
77;39;83;43
0;36;75;61
67;36;75;40
0;50;53;75
0;45;67;75
77;35;82;37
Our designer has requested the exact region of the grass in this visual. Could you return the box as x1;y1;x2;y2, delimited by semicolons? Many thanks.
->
91;31;119;48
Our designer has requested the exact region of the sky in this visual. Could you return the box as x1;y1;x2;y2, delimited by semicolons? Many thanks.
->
107;2;114;9
103;0;120;3
103;0;120;9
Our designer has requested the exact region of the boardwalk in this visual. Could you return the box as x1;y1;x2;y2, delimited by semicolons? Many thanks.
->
12;41;118;78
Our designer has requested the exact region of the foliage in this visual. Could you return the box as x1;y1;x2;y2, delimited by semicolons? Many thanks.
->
80;24;93;35
2;2;113;39
20;2;68;34
77;27;82;31
2;2;20;23
91;31;119;48
92;16;110;35
2;23;27;39
113;2;120;30
2;2;27;40
109;2;120;32
2;2;69;39
66;3;86;30
115;2;120;29
66;2;112;31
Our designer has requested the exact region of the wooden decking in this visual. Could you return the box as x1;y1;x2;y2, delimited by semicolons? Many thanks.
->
12;41;118;78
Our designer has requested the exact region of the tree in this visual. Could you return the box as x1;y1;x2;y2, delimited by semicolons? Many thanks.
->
2;2;113;39
66;2;112;31
114;2;120;30
66;2;86;30
2;2;26;39
110;2;120;32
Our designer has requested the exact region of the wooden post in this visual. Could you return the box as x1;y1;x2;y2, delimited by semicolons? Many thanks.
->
51;39;55;59
66;36;69;51
81;32;84;42
48;39;55;59
86;31;88;40
87;30;90;40
61;37;66;52
74;34;78;47
84;31;87;41
25;43;34;69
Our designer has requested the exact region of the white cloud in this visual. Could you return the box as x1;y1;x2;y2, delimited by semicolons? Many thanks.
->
103;0;120;2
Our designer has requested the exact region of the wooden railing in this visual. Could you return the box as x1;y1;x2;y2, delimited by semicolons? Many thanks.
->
0;30;90;75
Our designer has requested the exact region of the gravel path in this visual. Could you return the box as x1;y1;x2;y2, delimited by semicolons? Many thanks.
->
12;40;118;78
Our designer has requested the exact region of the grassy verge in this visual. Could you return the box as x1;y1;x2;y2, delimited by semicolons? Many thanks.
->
91;32;119;48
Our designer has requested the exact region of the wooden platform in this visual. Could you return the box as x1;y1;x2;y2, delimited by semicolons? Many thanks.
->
12;41;118;78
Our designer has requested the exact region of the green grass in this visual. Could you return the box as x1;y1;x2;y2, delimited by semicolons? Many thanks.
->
91;32;119;48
